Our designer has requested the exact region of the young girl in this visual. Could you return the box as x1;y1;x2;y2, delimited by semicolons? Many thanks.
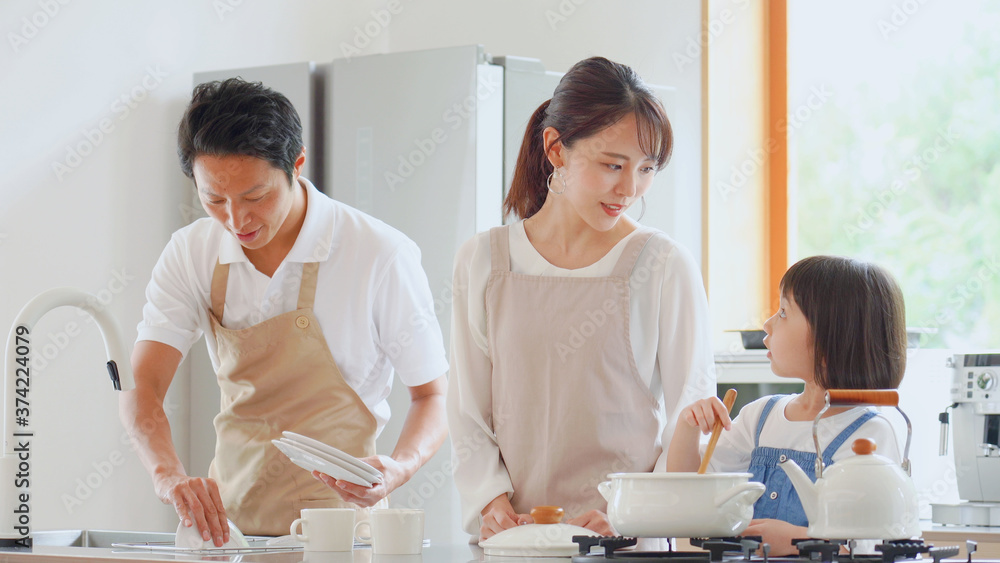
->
448;57;715;541
667;256;907;554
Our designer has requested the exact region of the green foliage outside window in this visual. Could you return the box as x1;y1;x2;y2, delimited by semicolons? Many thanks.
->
792;1;1000;348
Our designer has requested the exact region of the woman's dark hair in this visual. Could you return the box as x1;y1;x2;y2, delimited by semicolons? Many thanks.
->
780;256;907;390
177;77;303;184
503;56;673;220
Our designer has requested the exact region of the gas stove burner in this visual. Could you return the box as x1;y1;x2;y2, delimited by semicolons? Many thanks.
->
571;535;761;563
572;535;709;563
791;538;961;563
569;536;962;563
875;540;960;563
791;538;845;562
690;536;763;560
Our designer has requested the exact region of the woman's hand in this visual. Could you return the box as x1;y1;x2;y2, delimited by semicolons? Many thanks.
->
479;494;532;540
741;518;807;556
566;510;615;536
312;454;404;507
678;397;733;434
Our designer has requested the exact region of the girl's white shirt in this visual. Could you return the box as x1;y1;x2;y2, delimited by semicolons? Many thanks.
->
706;393;904;472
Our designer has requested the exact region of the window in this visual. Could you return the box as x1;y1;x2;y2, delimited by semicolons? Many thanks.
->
788;0;1000;347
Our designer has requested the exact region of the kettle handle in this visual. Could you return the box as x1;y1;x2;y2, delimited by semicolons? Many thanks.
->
815;390;912;478
826;390;898;406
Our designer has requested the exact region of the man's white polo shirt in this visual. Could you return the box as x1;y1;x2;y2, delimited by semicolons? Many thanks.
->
137;177;448;433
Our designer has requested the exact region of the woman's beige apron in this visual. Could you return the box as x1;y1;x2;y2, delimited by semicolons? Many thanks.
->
207;260;378;536
486;225;663;520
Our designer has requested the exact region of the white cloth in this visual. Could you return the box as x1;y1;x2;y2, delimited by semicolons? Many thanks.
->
137;177;449;433
447;221;716;534
706;394;904;472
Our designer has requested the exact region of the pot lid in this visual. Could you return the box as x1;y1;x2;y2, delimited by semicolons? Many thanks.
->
479;523;593;557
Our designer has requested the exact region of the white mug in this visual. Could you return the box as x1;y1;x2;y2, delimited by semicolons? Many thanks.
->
290;508;356;552
353;508;424;555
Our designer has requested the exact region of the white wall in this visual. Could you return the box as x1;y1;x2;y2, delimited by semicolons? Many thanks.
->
0;0;702;537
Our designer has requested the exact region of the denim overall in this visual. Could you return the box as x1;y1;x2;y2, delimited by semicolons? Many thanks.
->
748;395;878;526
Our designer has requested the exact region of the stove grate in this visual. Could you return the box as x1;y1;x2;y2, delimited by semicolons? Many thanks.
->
569;536;964;563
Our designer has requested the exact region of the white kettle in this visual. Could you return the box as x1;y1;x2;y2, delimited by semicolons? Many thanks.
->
778;390;919;540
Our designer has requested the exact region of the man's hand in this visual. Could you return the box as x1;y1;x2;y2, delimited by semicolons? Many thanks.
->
157;473;229;546
313;376;448;507
311;454;402;507
121;341;230;546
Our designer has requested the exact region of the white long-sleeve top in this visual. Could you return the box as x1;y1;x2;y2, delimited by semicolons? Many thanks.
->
447;221;716;534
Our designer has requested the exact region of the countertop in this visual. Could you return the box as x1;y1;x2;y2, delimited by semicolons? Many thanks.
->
0;542;548;563
920;521;1000;558
4;529;1000;563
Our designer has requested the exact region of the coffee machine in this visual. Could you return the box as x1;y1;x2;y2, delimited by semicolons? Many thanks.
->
933;353;1000;526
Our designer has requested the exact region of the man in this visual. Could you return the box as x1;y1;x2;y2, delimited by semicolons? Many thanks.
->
120;78;448;544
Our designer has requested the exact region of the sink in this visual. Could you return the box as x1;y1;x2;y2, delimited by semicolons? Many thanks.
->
31;529;174;548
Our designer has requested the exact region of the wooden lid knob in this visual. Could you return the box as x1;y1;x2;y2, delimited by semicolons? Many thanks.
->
852;438;877;455
530;506;564;524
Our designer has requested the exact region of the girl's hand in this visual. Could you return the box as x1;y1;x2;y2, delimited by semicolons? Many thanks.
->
667;397;733;471
678;397;733;434
741;519;807;556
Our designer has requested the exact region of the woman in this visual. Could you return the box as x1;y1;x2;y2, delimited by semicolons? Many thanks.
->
447;57;715;540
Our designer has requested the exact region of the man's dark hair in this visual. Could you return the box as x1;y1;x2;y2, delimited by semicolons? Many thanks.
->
177;77;303;184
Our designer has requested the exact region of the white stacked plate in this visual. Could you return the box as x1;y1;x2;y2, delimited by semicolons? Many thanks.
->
271;432;384;487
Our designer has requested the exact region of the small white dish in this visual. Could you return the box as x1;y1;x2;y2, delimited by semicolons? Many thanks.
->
282;431;383;479
279;438;382;484
265;534;303;547
272;439;375;487
174;518;249;550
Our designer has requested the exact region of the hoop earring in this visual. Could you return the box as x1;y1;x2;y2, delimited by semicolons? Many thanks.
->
546;168;566;195
637;196;646;221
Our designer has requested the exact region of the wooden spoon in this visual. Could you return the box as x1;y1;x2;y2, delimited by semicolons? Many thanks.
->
697;388;738;474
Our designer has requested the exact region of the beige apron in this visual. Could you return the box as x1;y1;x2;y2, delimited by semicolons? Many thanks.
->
207;260;378;536
486;225;663;519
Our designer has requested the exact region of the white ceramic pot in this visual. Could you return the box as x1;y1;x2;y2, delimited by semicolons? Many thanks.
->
598;473;765;538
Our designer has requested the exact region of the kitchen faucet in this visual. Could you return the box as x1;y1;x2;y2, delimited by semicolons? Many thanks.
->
2;288;135;545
